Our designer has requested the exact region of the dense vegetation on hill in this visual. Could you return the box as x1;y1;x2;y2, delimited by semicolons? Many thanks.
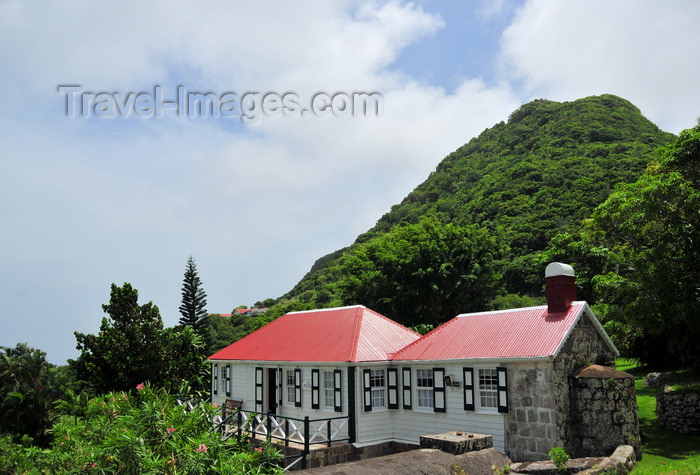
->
263;95;674;314
543;123;700;368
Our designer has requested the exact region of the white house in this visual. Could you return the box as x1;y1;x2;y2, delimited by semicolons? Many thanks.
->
209;263;627;462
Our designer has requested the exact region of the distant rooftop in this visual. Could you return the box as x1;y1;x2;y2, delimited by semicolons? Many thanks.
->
208;308;268;318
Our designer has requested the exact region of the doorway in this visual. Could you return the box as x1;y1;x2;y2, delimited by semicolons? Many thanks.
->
267;368;278;413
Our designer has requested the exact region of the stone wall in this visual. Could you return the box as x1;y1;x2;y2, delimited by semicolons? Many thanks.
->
500;311;620;462
656;392;700;434
504;361;557;462
569;365;641;458
552;313;617;456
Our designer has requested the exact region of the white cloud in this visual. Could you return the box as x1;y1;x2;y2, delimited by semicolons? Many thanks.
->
0;0;522;363
499;0;700;133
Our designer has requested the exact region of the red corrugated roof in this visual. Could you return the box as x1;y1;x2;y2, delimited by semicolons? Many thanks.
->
392;302;589;361
208;305;421;362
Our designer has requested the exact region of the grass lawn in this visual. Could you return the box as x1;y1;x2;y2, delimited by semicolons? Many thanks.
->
615;359;700;474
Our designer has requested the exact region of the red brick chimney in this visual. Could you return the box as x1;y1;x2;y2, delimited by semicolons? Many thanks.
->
545;262;577;313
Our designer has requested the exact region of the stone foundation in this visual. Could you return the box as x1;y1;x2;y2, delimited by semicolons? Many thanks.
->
419;432;492;454
281;440;418;471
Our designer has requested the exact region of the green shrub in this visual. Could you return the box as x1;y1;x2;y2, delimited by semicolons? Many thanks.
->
0;383;282;474
548;446;570;472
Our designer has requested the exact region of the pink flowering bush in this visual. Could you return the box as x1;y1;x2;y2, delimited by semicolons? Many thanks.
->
0;383;282;474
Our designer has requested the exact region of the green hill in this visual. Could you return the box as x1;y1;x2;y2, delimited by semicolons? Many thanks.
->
258;94;676;328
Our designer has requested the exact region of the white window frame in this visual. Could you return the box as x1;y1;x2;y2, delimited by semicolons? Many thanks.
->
416;368;434;411
322;370;335;409
220;365;227;395
477;367;499;413
370;368;386;410
285;369;296;406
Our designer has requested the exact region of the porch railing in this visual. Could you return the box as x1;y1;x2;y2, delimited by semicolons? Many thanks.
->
214;408;351;471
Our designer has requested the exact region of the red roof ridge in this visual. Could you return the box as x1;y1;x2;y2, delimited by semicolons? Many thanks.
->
455;304;552;318
286;304;365;316
362;306;422;337
391;317;452;359
348;306;363;362
391;301;607;361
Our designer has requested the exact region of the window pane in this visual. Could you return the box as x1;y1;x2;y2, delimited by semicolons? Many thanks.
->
479;369;498;408
416;369;434;408
323;371;335;408
370;369;386;408
286;370;295;403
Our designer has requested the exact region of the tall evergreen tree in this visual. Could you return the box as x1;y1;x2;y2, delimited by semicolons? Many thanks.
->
179;256;208;329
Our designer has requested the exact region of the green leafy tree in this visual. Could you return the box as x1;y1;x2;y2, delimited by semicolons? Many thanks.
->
179;256;208;330
72;283;208;394
200;314;240;356
339;217;507;326
0;343;67;446
590;124;700;368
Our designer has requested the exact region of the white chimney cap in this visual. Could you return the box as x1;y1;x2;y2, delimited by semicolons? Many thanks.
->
545;262;575;277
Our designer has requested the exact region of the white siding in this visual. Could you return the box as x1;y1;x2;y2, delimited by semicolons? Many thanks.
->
212;360;506;452
355;363;506;452
275;363;350;420
211;361;350;420
210;361;250;408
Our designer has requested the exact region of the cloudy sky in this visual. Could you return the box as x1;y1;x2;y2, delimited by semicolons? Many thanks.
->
1;0;699;364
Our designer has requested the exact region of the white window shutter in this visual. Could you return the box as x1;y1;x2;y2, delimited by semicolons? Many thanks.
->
278;368;283;408
463;367;475;411
225;365;231;397
294;368;302;407
497;366;509;413
334;369;342;412
387;368;398;409
402;367;412;409
433;368;446;413
254;367;264;412
311;369;320;409
363;369;372;412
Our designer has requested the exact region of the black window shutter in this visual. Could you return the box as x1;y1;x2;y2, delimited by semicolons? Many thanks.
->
463;367;475;411
497;366;509;413
254;367;264;412
334;369;342;412
294;368;302;407
225;365;231;397
362;369;372;412
278;368;283;408
402;367;412;409
213;364;218;395
387;368;399;409
433;368;446;413
311;369;320;409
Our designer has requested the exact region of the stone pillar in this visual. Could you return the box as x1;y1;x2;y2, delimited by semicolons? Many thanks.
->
569;365;641;458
